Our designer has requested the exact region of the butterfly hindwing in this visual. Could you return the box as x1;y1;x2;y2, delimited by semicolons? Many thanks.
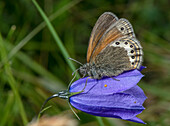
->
94;37;143;77
110;37;143;69
94;43;131;76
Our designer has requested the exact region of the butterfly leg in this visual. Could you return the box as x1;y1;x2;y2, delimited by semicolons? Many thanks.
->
81;73;86;78
110;76;120;81
79;77;90;93
105;73;120;81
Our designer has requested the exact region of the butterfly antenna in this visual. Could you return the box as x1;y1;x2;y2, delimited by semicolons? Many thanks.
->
68;57;83;65
68;102;80;120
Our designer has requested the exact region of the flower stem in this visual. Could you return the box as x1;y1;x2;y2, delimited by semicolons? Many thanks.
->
96;117;105;126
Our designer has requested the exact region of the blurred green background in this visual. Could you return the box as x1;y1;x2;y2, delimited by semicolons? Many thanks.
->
0;0;170;126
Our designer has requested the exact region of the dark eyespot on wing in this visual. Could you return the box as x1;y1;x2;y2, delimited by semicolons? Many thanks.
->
115;18;135;38
120;37;143;69
89;18;136;63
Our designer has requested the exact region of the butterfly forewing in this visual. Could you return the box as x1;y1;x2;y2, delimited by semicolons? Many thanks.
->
115;18;135;38
87;12;118;63
90;18;136;63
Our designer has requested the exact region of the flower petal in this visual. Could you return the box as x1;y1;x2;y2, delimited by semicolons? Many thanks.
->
69;69;146;124
127;117;146;124
124;85;147;105
70;69;144;95
139;66;146;71
70;93;144;120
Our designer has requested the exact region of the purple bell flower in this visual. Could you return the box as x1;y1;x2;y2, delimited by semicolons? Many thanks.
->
69;69;146;124
40;68;146;124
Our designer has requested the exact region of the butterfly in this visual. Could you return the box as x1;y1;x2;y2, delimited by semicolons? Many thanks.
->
74;12;143;79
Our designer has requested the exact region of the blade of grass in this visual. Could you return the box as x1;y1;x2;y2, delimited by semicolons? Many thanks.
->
0;92;14;126
32;0;77;73
0;34;28;125
4;41;65;90
12;68;62;92
96;117;105;126
31;1;105;125
31;1;104;125
6;25;16;41
8;0;81;63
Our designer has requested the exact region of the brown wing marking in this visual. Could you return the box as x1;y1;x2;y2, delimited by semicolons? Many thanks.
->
90;18;135;63
87;12;118;63
95;46;132;76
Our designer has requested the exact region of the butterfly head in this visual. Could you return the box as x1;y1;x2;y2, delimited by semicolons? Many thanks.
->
79;63;89;77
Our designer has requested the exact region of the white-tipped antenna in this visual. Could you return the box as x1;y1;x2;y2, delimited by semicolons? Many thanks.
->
68;58;83;65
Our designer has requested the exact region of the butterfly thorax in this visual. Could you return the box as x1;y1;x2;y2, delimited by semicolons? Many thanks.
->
79;63;102;79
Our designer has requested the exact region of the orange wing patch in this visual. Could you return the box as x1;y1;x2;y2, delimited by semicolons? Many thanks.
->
90;27;124;63
89;18;135;63
87;12;118;63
